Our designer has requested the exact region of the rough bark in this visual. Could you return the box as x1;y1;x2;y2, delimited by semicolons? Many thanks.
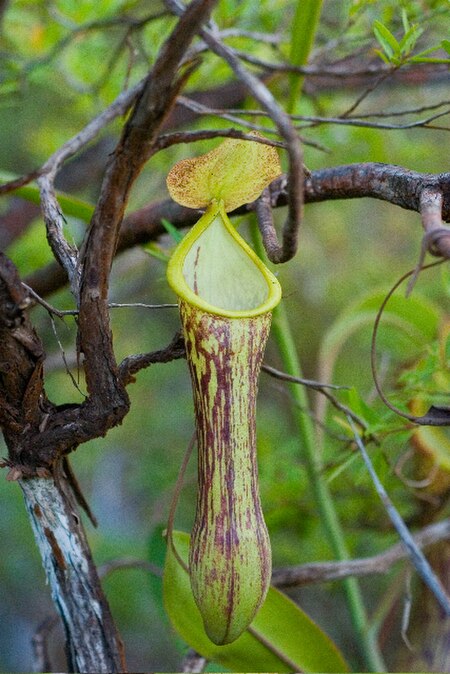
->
21;466;126;673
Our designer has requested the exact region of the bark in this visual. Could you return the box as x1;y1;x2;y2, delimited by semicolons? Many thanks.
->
20;465;126;673
0;253;125;670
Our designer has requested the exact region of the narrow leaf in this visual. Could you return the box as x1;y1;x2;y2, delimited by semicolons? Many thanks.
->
373;20;400;59
409;56;450;64
442;39;450;55
399;24;423;56
401;8;410;34
161;218;184;243
163;530;349;673
0;171;94;222
288;0;323;112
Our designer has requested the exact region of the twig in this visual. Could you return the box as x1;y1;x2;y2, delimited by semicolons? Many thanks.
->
340;67;397;118
370;260;448;426
108;302;178;310
419;189;450;258
234;48;389;77
294;109;450;131
22;282;78;317
346;415;450;617
401;572;414;650
262;363;347;390
262;363;367;430
178;94;285;135
271;518;450;587
156;126;285;150
98;557;162;578
0;168;43;195
37;174;79;292
346;99;450;119
48;314;86;398
166;432;196;575
23;284;178;317
119;332;186;385
175;97;325;150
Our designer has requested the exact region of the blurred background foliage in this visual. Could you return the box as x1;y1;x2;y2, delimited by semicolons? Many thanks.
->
0;0;449;671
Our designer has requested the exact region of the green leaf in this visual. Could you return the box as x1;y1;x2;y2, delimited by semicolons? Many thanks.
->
442;39;450;55
374;49;391;65
408;56;450;64
398;24;423;56
0;170;94;222
161;218;184;243
343;387;381;429
401;8;410;34
144;243;171;263
288;0;323;112
163;530;349;673
373;20;400;60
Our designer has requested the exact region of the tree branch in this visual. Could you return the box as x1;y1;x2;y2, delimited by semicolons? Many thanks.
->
25;162;450;299
76;0;215;414
119;332;186;386
272;518;450;587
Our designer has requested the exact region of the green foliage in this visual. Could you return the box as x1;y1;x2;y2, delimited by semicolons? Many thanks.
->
373;12;450;65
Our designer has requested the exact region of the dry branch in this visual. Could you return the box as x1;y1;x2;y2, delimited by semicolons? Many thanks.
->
272;518;450;587
25;162;450;300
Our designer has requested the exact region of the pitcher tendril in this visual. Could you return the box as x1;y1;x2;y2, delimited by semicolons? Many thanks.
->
166;135;282;644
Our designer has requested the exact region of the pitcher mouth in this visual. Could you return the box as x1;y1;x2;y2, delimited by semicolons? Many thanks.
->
167;201;281;319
